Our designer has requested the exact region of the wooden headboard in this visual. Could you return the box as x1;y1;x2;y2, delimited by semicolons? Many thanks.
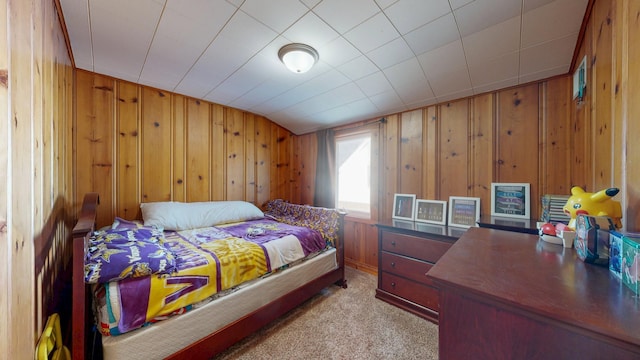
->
34;196;73;348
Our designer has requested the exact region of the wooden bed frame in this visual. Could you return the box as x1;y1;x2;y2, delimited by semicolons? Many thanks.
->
70;192;347;359
34;196;74;351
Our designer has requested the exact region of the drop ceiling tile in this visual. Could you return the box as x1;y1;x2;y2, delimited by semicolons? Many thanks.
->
337;56;379;81
175;12;277;97
523;0;557;12
454;0;521;36
404;13;459;55
521;0;587;47
375;0;400;10
468;51;519;88
205;56;273;104
300;0;322;9
344;12;401;54
462;16;521;64
318;37;362;67
313;0;381;33
366;38;414;69
218;10;278;54
225;0;244;7
264;70;350;111
356;71;395;97
417;40;467;77
404;96;439;110
449;0;475;10
90;0;164;81
59;0;93;70
294;69;352;97
429;69;472;98
520;33;577;75
329;98;381;124
384;0;451;34
240;0;309;33
473;77;518;94
519;65;568;84
436;88;474;103
369;90;406;112
383;58;435;104
328;82;369;104
140;2;237;90
174;37;248;98
418;41;472;97
283;12;341;49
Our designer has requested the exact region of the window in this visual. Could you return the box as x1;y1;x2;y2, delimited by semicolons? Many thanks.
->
336;132;372;218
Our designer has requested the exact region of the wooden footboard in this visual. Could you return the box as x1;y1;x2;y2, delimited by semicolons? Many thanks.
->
34;196;73;347
71;193;100;360
70;193;346;359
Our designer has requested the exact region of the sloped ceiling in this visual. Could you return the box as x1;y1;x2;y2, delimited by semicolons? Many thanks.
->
60;0;588;134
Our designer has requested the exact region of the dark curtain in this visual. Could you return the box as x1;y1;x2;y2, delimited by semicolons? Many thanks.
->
314;129;336;208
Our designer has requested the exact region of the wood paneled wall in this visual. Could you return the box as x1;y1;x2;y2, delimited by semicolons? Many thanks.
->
297;0;640;272
570;0;640;230
1;0;73;358
74;70;295;228
295;76;573;273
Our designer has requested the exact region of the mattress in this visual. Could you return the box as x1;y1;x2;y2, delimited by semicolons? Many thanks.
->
101;247;338;360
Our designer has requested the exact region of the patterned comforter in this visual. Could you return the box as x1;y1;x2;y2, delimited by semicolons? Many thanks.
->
94;218;326;336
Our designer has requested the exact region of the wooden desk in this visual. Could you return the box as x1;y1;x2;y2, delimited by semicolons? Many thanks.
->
428;227;640;359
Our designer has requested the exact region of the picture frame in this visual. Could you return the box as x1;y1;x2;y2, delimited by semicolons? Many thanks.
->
491;183;531;219
392;194;416;221
448;196;481;228
414;199;447;225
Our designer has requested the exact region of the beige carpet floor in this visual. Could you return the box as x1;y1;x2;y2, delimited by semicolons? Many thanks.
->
214;266;439;360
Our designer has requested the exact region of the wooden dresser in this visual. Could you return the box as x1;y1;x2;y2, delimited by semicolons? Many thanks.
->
376;220;462;323
428;227;640;359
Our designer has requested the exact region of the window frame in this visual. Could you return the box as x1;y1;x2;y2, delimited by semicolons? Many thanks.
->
334;125;379;221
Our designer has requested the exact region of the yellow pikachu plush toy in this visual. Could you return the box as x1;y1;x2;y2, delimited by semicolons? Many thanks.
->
563;186;623;230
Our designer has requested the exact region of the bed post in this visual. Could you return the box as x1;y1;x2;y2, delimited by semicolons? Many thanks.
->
71;193;99;360
336;210;347;288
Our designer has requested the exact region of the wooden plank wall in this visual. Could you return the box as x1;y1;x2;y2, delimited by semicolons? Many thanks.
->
74;70;294;228
295;76;573;273
1;0;73;358
296;0;640;271
572;0;640;230
289;77;572;274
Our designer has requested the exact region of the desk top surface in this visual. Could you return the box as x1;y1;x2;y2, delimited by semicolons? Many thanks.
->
428;227;640;346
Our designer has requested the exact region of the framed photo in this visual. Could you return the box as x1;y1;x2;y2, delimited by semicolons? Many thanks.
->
448;196;481;228
414;199;447;225
392;194;416;221
491;183;531;219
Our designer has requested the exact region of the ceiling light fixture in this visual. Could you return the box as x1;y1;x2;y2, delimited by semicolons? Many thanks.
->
278;43;319;74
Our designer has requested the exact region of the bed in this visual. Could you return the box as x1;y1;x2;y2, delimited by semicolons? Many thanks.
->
70;193;347;359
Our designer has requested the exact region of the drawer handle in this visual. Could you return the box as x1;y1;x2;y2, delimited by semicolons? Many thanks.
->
390;262;395;268
391;241;396;246
391;282;396;287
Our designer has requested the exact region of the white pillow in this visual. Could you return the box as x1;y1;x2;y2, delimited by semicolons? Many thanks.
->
140;201;264;231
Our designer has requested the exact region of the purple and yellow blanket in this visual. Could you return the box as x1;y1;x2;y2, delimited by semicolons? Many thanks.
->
95;219;325;335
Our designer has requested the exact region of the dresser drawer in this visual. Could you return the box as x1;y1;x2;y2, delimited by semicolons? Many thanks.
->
380;272;440;312
380;251;434;286
381;231;452;262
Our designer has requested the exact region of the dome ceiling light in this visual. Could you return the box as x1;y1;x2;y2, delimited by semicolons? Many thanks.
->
278;43;319;74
